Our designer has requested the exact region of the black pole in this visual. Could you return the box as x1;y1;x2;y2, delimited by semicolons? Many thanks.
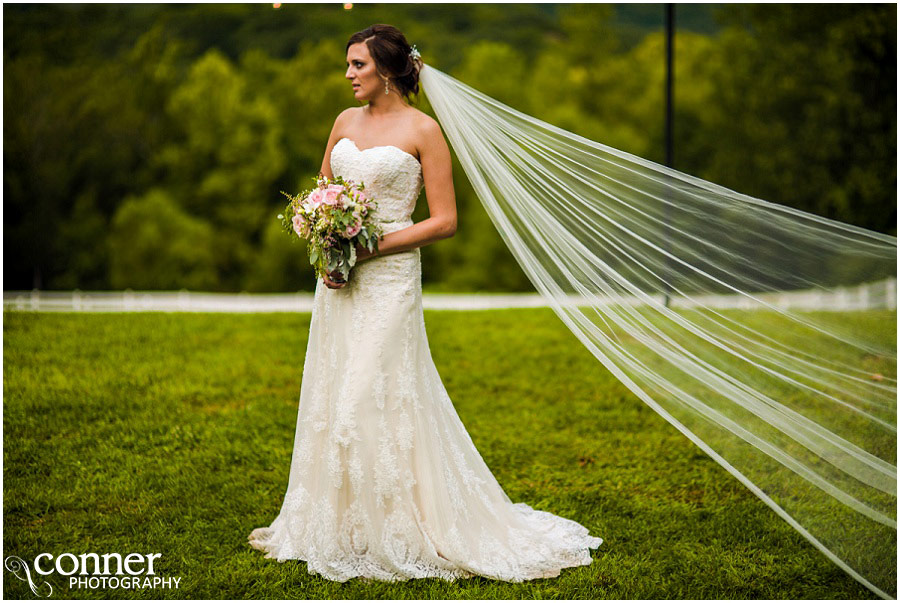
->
662;4;674;308
665;4;674;168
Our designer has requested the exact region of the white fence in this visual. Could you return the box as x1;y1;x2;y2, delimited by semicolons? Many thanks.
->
4;278;895;313
2;289;550;312
670;277;896;311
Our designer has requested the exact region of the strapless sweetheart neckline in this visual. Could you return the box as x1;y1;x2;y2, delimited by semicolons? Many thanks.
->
337;137;421;168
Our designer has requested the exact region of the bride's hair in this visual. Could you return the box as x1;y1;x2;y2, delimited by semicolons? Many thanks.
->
347;24;423;105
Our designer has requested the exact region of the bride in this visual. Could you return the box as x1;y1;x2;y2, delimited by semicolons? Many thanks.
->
247;24;604;582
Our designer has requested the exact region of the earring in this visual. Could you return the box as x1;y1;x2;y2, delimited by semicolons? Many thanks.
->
383;77;390;95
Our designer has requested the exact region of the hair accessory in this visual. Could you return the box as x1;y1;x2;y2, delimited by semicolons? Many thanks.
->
409;44;421;61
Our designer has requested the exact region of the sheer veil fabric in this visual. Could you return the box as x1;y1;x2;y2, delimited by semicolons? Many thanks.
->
418;63;897;598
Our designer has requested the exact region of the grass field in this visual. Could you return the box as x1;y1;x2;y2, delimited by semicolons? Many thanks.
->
3;309;889;599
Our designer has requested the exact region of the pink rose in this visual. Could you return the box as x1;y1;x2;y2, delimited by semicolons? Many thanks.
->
292;214;308;238
308;189;324;207
324;188;341;206
344;222;362;238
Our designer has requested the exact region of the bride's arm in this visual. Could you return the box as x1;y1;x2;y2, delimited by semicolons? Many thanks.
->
356;118;457;261
319;108;356;181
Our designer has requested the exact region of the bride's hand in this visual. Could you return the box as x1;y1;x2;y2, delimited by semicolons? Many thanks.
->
355;241;377;263
323;270;348;289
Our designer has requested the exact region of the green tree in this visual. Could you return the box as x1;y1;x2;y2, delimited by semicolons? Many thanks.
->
244;218;315;293
158;48;286;290
700;5;896;233
3;4;893;292
4;22;189;290
108;189;217;290
247;38;353;177
54;189;108;290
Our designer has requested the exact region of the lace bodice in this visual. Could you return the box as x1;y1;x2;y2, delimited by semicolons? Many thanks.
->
331;137;424;225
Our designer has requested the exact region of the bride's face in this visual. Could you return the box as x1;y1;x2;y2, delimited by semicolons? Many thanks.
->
345;42;385;102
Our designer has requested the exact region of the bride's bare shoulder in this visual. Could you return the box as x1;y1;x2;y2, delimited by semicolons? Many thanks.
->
336;106;362;125
410;110;442;141
408;106;434;126
329;107;364;141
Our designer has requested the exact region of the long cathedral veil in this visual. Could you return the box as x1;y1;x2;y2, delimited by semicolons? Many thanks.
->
417;62;897;598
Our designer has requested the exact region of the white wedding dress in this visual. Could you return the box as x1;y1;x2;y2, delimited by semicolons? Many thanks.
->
247;136;603;582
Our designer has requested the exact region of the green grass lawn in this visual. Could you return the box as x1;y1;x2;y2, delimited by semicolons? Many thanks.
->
3;308;889;599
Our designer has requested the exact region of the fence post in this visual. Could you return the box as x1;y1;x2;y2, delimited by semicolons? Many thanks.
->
835;286;847;311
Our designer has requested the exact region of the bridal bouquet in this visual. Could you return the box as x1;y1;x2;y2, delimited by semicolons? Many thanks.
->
278;173;383;283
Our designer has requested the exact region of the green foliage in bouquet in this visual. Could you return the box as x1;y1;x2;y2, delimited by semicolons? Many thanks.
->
278;173;383;283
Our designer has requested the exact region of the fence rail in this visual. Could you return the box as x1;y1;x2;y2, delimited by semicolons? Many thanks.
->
4;278;895;313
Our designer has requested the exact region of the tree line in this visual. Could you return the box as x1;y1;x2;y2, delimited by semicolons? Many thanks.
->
4;4;895;292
